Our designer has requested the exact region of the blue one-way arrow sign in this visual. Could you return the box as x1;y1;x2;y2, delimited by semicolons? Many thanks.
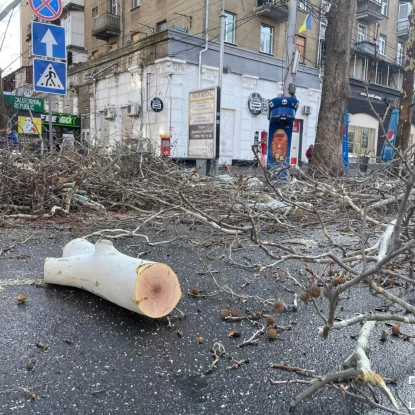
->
32;21;66;60
33;59;67;95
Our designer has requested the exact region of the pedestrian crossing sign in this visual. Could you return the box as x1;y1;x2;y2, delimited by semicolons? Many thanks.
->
33;58;67;95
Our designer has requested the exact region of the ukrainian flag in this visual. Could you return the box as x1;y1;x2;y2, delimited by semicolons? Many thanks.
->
299;10;312;33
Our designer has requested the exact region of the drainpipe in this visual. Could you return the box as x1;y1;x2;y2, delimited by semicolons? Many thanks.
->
120;0;125;47
93;78;97;142
198;0;209;88
86;63;119;143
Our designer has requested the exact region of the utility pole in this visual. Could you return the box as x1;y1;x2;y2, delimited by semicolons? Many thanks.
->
397;0;415;152
218;0;226;91
212;0;225;175
284;0;298;96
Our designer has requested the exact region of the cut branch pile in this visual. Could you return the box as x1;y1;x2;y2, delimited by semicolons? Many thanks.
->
3;143;415;414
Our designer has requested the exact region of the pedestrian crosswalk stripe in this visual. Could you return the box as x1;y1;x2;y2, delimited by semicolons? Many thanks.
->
35;63;64;90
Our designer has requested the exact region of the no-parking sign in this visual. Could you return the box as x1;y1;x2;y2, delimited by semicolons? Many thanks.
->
29;0;62;21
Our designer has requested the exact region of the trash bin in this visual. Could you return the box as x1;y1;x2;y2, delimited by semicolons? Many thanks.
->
359;155;369;173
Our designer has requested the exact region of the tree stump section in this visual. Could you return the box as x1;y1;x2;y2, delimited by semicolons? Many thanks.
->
44;239;181;318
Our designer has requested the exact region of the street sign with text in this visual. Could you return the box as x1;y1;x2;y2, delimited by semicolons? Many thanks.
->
4;95;44;112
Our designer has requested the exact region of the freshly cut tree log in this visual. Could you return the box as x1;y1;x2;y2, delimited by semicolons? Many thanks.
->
44;238;181;318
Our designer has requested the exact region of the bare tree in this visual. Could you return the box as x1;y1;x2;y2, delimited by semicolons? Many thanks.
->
312;0;356;176
397;0;415;151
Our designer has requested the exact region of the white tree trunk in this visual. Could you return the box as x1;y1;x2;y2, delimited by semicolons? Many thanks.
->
44;239;181;318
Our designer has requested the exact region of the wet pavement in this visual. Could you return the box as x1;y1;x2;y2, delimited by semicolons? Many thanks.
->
0;221;414;415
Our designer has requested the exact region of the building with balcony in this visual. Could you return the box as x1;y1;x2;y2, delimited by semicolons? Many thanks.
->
356;0;384;23
92;13;121;40
254;0;289;22
14;0;414;163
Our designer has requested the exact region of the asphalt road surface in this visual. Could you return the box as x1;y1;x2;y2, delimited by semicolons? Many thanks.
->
0;221;414;415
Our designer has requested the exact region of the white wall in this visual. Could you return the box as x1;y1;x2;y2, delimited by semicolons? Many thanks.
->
62;11;85;49
90;57;322;160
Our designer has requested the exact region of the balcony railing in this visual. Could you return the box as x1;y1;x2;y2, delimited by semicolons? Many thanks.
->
356;0;383;22
354;40;376;56
92;13;120;40
255;0;289;22
397;20;410;39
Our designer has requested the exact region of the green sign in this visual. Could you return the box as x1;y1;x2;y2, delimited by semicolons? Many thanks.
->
41;113;80;128
4;95;45;112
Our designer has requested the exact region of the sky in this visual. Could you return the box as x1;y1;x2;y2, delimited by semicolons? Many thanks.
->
0;2;21;76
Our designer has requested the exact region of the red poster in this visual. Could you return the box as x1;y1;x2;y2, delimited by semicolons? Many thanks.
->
292;119;300;133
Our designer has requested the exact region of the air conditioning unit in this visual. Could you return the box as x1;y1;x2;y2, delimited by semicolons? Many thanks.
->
103;108;115;119
127;103;141;117
302;105;311;115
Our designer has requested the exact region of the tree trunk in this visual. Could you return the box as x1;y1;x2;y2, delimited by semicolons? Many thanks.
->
44;239;182;319
397;0;415;152
312;0;356;176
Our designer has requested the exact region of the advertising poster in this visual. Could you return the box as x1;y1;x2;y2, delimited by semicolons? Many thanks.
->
18;116;42;135
188;87;220;159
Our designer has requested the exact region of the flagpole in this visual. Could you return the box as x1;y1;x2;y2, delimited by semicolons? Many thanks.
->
284;0;297;96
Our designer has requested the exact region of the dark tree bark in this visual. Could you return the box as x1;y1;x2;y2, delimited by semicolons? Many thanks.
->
312;0;356;176
397;0;415;152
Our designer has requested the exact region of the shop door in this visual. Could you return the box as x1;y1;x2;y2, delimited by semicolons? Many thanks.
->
291;119;303;165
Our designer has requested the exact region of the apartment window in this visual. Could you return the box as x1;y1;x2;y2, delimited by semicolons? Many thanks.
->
397;41;404;65
295;35;306;64
156;20;167;32
321;0;331;17
298;0;308;11
260;24;273;54
360;57;369;81
378;34;386;55
92;50;99;58
320;22;326;39
92;7;98;18
132;32;140;42
398;2;411;20
376;71;383;85
357;25;367;43
132;0;141;8
224;12;236;44
111;0;118;15
348;126;376;156
319;40;326;68
381;0;388;16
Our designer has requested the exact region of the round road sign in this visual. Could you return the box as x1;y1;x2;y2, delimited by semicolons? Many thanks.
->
29;0;63;21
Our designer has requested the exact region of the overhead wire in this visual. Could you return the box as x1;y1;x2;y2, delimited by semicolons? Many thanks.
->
0;5;17;53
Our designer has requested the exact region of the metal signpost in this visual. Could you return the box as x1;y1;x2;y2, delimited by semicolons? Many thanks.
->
29;1;65;153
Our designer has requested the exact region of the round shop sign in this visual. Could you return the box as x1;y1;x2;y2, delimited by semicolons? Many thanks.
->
248;93;263;116
150;97;164;112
